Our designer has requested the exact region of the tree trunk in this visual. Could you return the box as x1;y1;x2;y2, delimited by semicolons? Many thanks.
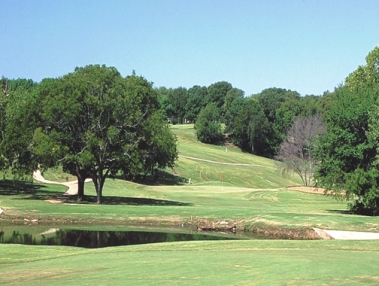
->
77;176;85;202
75;166;87;202
96;185;102;205
92;170;106;205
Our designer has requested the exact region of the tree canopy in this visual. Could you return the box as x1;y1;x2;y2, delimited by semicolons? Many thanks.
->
31;65;177;204
315;46;379;215
194;103;223;144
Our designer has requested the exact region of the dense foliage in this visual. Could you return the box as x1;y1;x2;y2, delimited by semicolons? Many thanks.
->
194;103;223;144
315;46;379;215
0;66;178;204
2;45;379;213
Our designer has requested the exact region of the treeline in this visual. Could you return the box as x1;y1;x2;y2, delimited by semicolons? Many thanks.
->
2;46;379;214
156;82;325;158
156;46;379;215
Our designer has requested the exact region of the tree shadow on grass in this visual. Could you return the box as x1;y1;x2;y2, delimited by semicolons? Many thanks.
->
78;195;193;206
112;169;187;186
0;179;63;199
0;180;45;195
327;209;353;215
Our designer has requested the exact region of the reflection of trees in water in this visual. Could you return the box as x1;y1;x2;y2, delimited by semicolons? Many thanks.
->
57;230;235;247
0;229;235;248
2;231;37;245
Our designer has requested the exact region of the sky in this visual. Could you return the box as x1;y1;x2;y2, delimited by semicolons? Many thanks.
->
1;0;378;96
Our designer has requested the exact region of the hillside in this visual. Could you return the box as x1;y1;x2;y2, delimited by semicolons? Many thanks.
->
169;124;302;188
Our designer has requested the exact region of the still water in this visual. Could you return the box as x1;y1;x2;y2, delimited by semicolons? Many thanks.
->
0;226;244;248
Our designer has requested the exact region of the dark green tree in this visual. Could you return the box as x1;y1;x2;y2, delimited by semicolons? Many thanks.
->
184;85;207;122
194;103;223;144
231;98;270;155
256;88;303;157
156;87;174;120
345;46;379;91
168;87;187;124
223;88;244;126
315;86;379;214
0;83;40;177
32;65;177;204
315;46;379;215
206;81;232;110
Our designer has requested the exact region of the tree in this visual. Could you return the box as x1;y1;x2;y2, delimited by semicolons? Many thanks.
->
32;65;177;204
206;81;232;110
156;87;174;120
256;88;302;157
0;78;8;170
168;87;187;124
345;46;379;91
230;98;270;155
276;114;326;186
223;87;244;127
315;47;379;215
224;97;246;133
184;85;207;122
118;111;178;180
194;103;223;144
0;83;40;177
315;86;379;214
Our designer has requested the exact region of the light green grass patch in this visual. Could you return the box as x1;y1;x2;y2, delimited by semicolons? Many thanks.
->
2;240;379;285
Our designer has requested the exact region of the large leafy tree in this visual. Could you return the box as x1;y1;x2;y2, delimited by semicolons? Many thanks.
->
32;65;177;204
206;81;232;110
315;46;379;215
0;78;8;170
194;103;223;144
223;87;244;127
0;78;40;177
156;87;174;120
345;46;379;91
256;88;302;157
168;87;187;124
315;86;379;214
184;85;207;122
230;98;270;155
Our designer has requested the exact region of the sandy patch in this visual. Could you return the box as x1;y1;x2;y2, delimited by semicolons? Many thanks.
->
287;186;325;195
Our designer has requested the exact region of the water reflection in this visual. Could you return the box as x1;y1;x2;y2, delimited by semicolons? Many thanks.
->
0;228;240;248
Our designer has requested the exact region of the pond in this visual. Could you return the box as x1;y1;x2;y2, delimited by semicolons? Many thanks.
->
0;225;250;248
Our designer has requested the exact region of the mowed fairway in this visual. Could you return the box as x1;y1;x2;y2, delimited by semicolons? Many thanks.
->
2;124;379;285
2;241;379;285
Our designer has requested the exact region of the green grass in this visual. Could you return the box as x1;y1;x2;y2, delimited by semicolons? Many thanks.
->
1;125;378;231
2;124;379;284
1;240;379;285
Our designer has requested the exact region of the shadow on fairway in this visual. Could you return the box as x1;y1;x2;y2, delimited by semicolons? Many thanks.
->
327;209;353;215
80;195;193;206
0;179;191;206
0;180;48;195
0;179;64;201
111;170;187;186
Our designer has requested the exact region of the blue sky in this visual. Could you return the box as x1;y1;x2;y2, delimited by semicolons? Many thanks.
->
1;0;378;96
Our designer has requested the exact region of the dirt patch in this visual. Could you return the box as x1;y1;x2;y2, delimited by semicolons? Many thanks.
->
247;226;322;240
46;199;64;204
287;186;326;195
